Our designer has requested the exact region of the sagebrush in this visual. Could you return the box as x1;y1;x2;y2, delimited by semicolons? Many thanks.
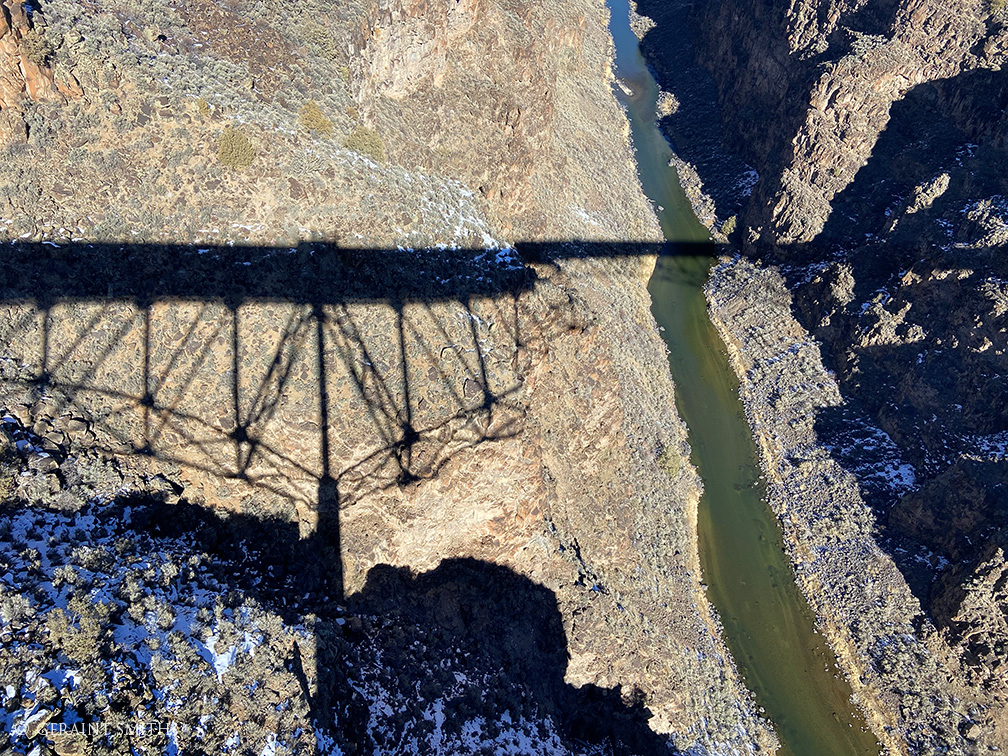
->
345;126;386;163
300;100;333;135
217;126;255;168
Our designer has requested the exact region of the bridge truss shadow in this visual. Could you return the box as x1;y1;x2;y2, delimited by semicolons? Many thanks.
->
0;238;679;755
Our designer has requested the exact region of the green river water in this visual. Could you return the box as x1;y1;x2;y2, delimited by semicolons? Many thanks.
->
605;4;883;755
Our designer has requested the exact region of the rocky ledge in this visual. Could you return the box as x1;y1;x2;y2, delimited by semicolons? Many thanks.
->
707;256;984;755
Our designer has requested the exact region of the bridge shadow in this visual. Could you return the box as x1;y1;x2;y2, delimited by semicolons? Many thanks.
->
0;238;677;754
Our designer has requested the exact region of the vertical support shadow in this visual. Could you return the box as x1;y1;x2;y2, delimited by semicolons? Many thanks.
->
313;299;344;601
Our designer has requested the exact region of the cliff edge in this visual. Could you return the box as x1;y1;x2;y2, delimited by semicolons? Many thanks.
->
635;0;1008;752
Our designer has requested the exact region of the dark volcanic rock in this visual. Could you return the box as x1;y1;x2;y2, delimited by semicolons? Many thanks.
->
635;0;1008;751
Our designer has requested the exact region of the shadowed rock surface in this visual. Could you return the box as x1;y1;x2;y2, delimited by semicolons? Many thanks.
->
632;0;1007;752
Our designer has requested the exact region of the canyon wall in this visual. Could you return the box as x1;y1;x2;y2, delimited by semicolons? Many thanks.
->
0;0;773;752
634;0;1008;752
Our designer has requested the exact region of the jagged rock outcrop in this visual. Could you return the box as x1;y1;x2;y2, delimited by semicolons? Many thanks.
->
0;0;81;143
695;0;1002;246
635;0;1008;751
350;0;486;100
943;547;1008;700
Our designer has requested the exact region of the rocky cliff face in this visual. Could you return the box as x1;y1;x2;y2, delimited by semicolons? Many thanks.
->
0;0;81;141
695;0;1003;246
0;0;772;752
347;0;594;230
635;0;1008;752
347;0;558;223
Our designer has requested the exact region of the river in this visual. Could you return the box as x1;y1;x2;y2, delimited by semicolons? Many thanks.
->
605;3;882;755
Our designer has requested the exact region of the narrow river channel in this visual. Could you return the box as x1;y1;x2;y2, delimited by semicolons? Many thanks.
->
605;4;883;755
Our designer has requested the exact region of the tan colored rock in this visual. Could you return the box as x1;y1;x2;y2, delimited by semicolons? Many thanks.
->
348;0;559;224
0;0;68;140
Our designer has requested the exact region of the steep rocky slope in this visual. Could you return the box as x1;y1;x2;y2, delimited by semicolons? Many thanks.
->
0;0;773;752
634;0;1007;753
